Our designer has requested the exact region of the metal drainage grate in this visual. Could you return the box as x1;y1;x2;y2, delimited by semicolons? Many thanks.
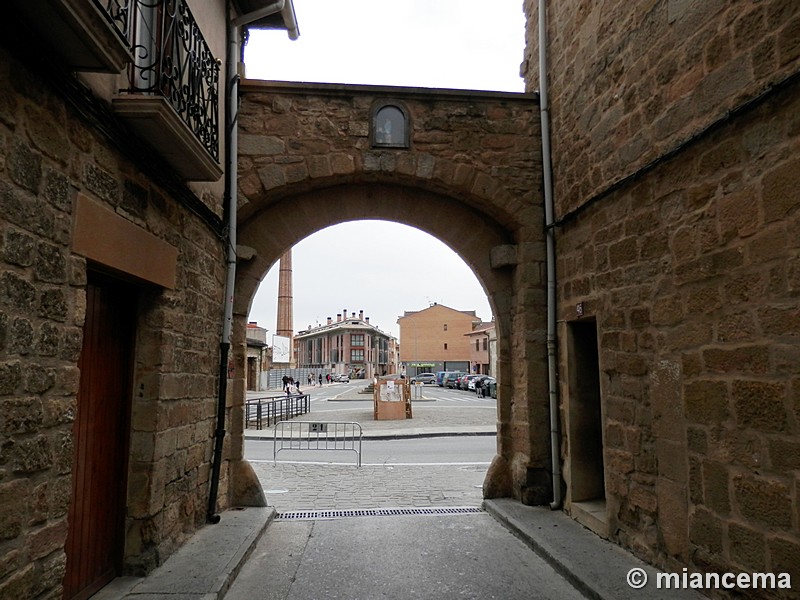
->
275;506;483;521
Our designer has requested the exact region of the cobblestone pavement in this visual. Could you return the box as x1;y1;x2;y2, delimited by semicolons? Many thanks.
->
250;462;488;512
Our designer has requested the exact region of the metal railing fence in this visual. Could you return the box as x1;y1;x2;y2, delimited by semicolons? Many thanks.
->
273;421;363;467
245;394;310;430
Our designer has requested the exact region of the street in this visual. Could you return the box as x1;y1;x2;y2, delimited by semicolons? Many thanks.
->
246;434;496;464
239;383;575;600
229;382;590;600
225;513;587;600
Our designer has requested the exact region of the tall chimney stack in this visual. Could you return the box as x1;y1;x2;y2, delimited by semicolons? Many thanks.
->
276;250;294;365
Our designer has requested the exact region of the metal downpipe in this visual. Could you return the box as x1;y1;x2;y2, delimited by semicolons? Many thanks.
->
208;2;240;524
538;0;562;510
208;0;299;524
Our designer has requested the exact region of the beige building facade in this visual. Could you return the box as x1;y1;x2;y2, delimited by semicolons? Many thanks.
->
466;322;495;376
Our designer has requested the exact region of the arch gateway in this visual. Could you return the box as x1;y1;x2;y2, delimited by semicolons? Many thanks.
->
228;81;552;505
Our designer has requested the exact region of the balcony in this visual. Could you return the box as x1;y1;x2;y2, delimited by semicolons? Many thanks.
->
10;0;133;73
113;0;222;181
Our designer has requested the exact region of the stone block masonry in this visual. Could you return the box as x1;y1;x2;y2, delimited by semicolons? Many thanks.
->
0;43;229;598
234;81;551;504
553;43;800;594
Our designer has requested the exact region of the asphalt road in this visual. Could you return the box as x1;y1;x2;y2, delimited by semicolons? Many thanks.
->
245;435;496;465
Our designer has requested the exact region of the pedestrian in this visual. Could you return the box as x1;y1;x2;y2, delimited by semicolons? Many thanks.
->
319;373;323;386
295;379;302;395
475;377;483;398
326;373;331;384
282;375;289;393
308;374;313;386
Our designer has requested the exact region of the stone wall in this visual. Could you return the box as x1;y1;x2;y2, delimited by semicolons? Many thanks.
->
523;0;800;215
556;78;800;584
523;0;800;589
0;42;227;597
234;82;550;502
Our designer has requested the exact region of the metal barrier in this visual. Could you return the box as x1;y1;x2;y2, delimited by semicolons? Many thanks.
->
245;394;310;430
273;421;363;467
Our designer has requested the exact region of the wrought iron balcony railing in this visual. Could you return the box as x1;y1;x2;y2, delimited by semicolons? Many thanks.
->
91;0;132;45
123;0;220;162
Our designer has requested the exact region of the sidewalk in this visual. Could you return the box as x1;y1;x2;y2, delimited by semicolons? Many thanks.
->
97;391;702;600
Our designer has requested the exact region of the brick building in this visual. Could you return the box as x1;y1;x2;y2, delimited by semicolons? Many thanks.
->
397;304;484;377
466;322;495;376
293;310;396;379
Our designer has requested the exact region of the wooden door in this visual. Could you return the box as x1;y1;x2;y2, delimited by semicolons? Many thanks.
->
63;274;136;600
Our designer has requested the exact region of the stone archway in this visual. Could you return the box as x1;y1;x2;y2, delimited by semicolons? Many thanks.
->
227;81;551;508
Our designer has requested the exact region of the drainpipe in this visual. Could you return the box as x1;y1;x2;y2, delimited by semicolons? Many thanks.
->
208;0;298;523
232;0;300;40
539;0;562;510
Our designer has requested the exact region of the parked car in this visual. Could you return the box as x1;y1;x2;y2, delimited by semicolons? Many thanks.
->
484;377;497;398
466;375;483;390
459;374;477;390
443;372;466;388
411;373;436;384
334;373;350;383
436;371;448;386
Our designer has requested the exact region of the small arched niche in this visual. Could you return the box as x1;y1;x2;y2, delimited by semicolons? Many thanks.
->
372;103;409;148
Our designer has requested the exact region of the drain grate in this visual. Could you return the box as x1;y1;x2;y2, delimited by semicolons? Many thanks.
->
275;506;483;521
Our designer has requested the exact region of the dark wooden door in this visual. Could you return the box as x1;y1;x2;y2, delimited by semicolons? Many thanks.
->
63;274;136;600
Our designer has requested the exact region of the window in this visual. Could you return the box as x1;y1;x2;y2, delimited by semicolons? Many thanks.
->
351;349;365;363
351;334;364;347
476;339;480;351
443;324;448;331
444;343;448;350
482;338;488;351
372;103;409;148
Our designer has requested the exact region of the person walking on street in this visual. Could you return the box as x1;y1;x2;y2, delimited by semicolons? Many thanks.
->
318;373;323;386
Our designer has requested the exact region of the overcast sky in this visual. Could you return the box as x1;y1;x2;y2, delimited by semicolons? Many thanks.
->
243;0;527;339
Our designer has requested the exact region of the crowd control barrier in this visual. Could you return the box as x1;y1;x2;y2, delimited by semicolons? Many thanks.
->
273;421;363;467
